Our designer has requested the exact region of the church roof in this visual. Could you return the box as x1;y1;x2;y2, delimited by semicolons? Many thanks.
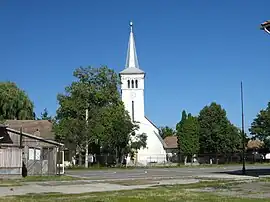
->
120;22;145;75
120;67;144;74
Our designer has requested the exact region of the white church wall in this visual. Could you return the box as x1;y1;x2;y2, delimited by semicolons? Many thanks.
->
135;118;167;166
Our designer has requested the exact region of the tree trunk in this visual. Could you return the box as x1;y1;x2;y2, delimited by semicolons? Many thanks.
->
78;152;82;166
184;156;187;165
85;143;88;168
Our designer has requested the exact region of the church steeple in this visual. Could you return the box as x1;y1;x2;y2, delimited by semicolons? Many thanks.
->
125;22;139;69
120;22;144;75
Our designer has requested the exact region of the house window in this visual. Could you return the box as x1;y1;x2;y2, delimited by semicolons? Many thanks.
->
135;80;138;88
28;148;41;160
28;148;35;160
131;80;134;88
127;80;130;88
35;148;41;160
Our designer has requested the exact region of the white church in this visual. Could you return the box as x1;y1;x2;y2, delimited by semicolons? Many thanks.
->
120;22;168;166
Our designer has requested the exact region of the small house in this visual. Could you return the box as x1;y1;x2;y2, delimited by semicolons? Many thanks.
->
0;120;64;178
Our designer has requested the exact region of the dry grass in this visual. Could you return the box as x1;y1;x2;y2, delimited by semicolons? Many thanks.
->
1;180;269;202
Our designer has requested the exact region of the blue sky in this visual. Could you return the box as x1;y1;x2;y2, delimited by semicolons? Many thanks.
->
0;0;269;131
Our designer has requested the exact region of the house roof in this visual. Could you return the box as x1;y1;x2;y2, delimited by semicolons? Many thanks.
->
5;127;63;147
4;120;55;140
247;139;263;149
164;136;178;149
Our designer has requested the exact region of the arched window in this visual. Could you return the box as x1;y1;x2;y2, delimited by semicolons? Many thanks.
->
131;80;134;88
127;80;130;88
135;80;138;88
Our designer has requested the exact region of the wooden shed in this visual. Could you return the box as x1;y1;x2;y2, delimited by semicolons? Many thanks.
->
0;122;64;178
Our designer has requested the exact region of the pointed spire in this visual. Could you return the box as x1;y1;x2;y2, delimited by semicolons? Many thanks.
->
125;21;140;69
120;22;144;75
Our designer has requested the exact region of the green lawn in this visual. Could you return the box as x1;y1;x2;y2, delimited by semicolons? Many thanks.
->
0;187;267;202
0;175;80;186
1;180;270;202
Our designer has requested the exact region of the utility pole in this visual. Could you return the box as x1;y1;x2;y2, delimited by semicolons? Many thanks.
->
241;81;246;175
85;108;89;168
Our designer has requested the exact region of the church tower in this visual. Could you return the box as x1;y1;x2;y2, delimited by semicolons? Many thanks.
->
119;22;167;166
120;22;145;123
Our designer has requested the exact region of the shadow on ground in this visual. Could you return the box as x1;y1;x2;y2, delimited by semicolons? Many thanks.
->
214;168;270;177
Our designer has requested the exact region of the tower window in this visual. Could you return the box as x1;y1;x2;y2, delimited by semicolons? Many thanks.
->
127;80;130;88
131;80;134;88
135;80;138;88
132;101;134;122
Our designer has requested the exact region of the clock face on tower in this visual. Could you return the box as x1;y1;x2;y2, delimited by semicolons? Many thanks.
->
130;92;136;99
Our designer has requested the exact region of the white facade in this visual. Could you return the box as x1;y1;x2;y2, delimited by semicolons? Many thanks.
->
120;22;167;166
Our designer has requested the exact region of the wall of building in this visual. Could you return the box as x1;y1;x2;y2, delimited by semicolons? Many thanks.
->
0;146;22;179
132;117;167;166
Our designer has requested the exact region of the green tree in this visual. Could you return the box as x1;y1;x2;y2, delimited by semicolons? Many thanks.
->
198;102;241;162
0;82;34;120
38;108;52;120
100;103;146;164
176;112;199;164
249;102;270;153
176;110;187;149
158;126;175;139
53;66;146;166
175;110;187;164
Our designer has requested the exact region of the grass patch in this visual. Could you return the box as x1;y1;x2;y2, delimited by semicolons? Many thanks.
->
0;183;268;202
0;175;80;186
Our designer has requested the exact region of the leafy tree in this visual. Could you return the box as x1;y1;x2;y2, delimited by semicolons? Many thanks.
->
38;108;52;120
176;110;187;151
176;112;199;164
198;102;241;160
249;102;270;153
99;103;146;164
158;126;175;139
0;82;34;120
53;66;146;166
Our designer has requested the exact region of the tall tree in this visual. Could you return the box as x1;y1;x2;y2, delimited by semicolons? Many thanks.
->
176;113;199;164
53;66;146;166
175;110;187;164
158;126;175;139
198;102;241;159
0;82;34;120
249;102;270;153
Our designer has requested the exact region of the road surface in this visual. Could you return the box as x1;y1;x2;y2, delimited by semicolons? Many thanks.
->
65;165;270;180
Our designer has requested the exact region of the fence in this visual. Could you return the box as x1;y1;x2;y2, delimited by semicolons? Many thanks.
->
65;150;268;168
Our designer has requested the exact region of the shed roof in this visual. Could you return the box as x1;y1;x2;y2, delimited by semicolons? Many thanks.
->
4;120;54;140
6;127;63;147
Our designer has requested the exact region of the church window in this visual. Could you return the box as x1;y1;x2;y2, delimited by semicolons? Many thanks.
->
127;80;130;88
135;80;138;88
131;80;134;88
132;101;134;122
